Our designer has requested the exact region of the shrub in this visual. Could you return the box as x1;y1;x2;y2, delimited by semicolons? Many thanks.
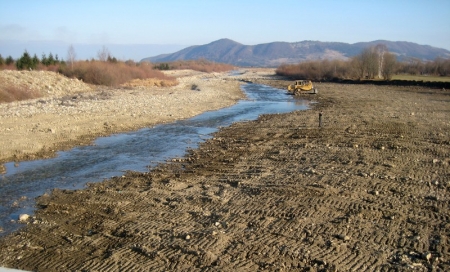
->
154;63;170;70
0;83;42;103
276;60;353;81
59;60;176;86
152;59;235;73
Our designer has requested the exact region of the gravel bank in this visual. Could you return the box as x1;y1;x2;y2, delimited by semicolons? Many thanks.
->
0;69;246;166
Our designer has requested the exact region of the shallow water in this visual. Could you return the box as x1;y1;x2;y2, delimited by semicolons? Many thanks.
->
0;82;310;236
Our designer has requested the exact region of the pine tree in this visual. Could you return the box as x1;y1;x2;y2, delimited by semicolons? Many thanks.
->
42;53;48;66
32;54;40;67
16;51;36;70
5;56;14;65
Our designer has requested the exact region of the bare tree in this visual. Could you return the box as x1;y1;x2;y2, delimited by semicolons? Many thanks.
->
67;45;76;70
381;52;397;80
355;47;378;79
375;44;388;79
97;46;110;61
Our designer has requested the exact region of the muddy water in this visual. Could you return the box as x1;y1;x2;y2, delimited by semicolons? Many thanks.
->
0;83;310;236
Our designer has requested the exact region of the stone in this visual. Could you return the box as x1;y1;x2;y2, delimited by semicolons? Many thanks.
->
337;234;350;241
19;214;30;222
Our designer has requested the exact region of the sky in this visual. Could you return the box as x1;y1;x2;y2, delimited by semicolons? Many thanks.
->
1;0;449;61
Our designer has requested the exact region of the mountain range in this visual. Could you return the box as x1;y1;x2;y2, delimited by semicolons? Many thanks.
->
142;39;450;67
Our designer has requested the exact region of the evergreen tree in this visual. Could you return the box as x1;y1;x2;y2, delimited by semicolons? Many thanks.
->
5;56;14;65
16;50;36;70
42;53;48;66
32;54;40;67
0;54;4;66
48;53;55;65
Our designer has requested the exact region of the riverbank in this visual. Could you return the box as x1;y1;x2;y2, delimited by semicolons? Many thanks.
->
0;69;246;168
0;70;449;271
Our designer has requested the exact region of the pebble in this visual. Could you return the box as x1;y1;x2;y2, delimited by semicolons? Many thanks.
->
19;214;30;222
337;234;351;241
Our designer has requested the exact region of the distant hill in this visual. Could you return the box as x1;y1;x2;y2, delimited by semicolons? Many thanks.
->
142;38;450;67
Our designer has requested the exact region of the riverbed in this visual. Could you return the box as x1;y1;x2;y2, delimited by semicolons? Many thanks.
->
0;82;309;236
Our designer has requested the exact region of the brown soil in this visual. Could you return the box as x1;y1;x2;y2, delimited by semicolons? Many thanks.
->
0;70;449;271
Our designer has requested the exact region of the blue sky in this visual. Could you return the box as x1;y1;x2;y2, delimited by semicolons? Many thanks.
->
1;0;449;60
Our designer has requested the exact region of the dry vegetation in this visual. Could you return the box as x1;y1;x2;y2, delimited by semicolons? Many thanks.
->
59;60;176;87
276;59;353;80
153;59;235;73
0;52;236;103
0;83;42;103
276;45;450;82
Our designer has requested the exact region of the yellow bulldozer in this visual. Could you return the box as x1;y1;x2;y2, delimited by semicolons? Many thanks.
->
287;80;317;94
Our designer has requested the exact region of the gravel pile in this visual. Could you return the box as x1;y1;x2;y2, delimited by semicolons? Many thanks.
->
0;70;93;97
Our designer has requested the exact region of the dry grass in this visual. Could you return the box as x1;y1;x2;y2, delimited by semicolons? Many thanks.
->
60;61;176;87
276;60;353;80
392;74;450;82
0;83;42;103
158;59;235;73
0;64;17;71
120;78;178;88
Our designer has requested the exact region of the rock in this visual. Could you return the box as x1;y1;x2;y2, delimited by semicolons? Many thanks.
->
423;252;432;262
337;234;350;241
19;214;30;222
185;234;191;240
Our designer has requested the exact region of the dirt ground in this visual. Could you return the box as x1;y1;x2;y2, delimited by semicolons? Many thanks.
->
0;69;449;271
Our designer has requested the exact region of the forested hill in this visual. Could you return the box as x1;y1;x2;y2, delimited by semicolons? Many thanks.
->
142;38;450;67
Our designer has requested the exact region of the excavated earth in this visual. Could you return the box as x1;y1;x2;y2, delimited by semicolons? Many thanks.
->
0;69;449;271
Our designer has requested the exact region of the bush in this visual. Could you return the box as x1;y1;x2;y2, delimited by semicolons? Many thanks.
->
152;59;235;73
276;60;353;81
0;83;42;103
59;60;176;86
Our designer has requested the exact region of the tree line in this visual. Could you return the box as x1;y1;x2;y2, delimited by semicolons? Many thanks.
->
0;51;64;70
0;46;236;87
276;44;450;81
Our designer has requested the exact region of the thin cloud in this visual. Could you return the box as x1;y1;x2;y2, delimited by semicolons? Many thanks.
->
0;24;45;42
54;26;78;43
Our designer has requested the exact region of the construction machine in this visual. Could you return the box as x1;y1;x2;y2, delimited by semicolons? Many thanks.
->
287;80;317;94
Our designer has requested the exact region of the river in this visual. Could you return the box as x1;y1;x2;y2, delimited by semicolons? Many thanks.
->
0;82;311;236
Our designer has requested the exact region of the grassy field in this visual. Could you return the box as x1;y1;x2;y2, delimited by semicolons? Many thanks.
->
392;74;450;82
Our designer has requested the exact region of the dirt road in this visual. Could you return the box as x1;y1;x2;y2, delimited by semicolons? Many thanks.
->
0;70;449;271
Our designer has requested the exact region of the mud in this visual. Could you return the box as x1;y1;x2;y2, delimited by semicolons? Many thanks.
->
0;73;449;271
